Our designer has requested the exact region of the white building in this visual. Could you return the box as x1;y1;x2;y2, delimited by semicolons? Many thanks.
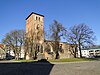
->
81;48;100;58
6;46;25;59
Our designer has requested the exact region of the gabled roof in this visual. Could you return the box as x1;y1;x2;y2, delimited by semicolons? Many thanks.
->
26;12;44;20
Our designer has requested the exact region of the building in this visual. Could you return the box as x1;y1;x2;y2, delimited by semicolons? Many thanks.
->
81;48;100;58
25;12;76;59
0;44;25;60
26;12;44;44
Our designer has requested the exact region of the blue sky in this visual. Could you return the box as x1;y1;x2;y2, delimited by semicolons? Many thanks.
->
0;0;100;44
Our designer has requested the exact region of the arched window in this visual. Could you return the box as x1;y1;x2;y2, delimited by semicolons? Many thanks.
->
36;24;39;30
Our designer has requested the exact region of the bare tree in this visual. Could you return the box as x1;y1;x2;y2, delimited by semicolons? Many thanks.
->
24;30;35;60
48;20;67;59
2;29;25;60
67;24;95;58
17;30;25;59
2;33;14;56
24;26;43;60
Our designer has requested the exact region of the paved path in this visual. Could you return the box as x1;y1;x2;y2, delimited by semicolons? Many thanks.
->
50;61;100;75
0;60;100;75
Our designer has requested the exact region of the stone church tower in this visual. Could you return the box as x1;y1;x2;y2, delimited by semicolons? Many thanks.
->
25;12;76;59
26;12;44;44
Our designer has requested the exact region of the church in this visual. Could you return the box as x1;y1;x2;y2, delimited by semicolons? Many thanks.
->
25;12;76;59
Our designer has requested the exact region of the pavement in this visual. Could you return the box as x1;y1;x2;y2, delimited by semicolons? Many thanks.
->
0;60;100;75
50;61;100;75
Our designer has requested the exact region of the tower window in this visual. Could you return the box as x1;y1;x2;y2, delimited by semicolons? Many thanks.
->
36;16;38;20
36;24;39;29
39;17;40;21
36;24;40;30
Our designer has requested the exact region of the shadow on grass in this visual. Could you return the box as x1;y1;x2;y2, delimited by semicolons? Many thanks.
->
0;59;54;75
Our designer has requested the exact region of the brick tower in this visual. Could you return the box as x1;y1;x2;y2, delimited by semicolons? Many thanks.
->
26;12;44;44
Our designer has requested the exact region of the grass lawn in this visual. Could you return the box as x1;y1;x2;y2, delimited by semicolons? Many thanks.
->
16;58;99;62
48;58;98;62
16;59;38;62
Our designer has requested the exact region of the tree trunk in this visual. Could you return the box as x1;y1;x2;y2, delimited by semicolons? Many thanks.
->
34;51;37;59
74;45;77;58
79;44;82;58
24;52;26;59
55;41;60;59
55;51;59;59
74;48;76;58
29;48;33;60
19;44;22;58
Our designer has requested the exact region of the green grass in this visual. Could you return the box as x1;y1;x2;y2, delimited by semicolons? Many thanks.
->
16;58;99;63
16;59;38;62
48;58;98;62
